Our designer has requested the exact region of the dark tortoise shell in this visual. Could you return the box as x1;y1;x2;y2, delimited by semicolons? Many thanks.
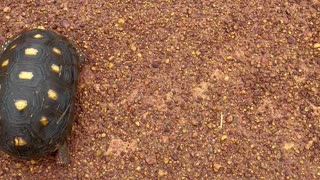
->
0;28;82;164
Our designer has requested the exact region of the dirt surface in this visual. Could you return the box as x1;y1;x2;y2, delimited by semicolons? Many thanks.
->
0;0;320;179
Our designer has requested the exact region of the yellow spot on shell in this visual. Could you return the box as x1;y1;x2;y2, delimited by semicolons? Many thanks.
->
10;44;17;50
51;64;60;73
15;100;28;110
25;48;38;56
52;47;61;55
48;89;58;100
18;71;34;80
14;137;27;146
33;34;43;39
40;116;49;126
1;59;9;67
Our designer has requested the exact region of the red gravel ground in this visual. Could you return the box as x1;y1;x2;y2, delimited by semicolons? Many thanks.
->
0;0;320;179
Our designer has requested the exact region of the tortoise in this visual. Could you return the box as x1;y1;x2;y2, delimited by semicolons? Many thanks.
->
0;28;83;164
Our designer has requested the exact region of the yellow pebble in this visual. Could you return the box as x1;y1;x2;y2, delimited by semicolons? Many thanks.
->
158;170;167;177
283;142;295;150
30;159;37;164
226;56;233;60
3;7;11;13
163;157;169;164
101;133;106;138
130;44;137;51
313;43;320;49
221;135;227;141
107;63;114;69
118;18;125;25
213;163;222;172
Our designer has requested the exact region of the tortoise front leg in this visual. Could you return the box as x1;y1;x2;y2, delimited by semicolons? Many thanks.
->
56;141;70;165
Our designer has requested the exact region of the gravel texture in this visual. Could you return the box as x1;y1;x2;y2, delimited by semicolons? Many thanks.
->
0;0;320;179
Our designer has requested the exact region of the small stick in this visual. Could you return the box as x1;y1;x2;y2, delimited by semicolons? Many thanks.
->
219;112;223;129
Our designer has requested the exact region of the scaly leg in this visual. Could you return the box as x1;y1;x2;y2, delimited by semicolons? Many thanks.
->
56;141;70;165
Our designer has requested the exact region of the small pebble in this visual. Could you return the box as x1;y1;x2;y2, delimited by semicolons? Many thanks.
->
151;62;160;68
30;159;36;165
313;43;320;49
221;135;227;141
145;156;156;165
118;18;125;25
226;115;234;123
158;169;167;177
101;133;106;138
107;63;114;69
61;20;70;29
287;37;295;44
3;7;11;13
283;142;294;150
95;150;102;157
191;50;201;56
305;139;314;150
15;163;22;169
191;120;199;126
213;163;222;172
130;44;137;51
226;56;233;60
163;157;169;164
161;136;169;143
